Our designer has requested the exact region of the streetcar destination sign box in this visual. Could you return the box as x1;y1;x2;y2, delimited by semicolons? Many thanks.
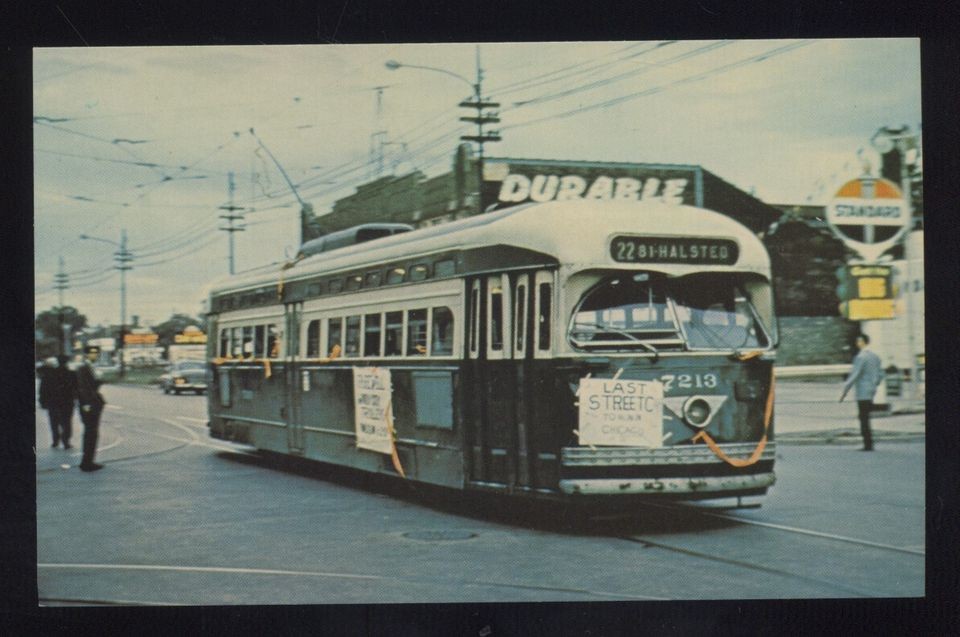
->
610;236;739;265
578;378;664;447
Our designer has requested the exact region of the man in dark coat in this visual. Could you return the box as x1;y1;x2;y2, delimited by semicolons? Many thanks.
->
38;355;77;449
76;358;106;472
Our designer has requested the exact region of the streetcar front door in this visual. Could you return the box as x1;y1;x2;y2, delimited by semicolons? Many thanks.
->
284;302;305;454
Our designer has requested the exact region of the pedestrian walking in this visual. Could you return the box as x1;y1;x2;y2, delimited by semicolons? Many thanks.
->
38;354;77;449
76;357;106;472
840;333;884;451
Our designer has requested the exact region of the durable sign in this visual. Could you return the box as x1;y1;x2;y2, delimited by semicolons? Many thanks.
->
353;367;394;455
826;177;910;262
578;378;664;447
610;236;738;265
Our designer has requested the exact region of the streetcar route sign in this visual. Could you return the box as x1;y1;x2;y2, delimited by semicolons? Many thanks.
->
578;378;664;447
353;367;394;455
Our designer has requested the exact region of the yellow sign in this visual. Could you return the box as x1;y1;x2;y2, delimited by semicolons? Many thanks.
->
844;298;896;321
175;333;207;344
124;333;159;345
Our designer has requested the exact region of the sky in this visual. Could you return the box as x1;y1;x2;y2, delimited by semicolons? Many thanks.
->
33;39;922;328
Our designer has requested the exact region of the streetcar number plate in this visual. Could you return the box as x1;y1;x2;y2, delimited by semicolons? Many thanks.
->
610;236;739;265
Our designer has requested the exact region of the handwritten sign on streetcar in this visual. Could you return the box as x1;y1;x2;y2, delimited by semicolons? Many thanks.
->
578;378;664;447
353;367;394;455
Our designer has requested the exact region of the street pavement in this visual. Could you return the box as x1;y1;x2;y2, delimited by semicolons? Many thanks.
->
773;380;925;444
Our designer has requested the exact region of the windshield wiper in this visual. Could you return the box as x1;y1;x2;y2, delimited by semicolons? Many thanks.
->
572;322;660;362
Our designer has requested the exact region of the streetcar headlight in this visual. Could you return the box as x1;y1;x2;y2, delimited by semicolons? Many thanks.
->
683;397;711;427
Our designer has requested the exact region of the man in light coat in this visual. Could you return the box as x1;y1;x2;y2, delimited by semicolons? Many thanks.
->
840;333;884;451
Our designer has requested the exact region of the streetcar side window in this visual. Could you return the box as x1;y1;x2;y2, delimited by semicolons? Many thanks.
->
346;274;363;291
219;329;229;358
328;278;343;294
410;264;430;282
515;282;527;353
431;306;454;356
306;319;321;357
469;282;480;357
386;267;405;285
230;327;241;357
364;313;382;357
538;281;552;351
489;280;504;351
267;324;281;358
364;271;381;288
407;309;428;356
254;325;266;358
327;318;343;356
385;311;403;356
435;259;455;278
344;316;361;357
242;326;254;358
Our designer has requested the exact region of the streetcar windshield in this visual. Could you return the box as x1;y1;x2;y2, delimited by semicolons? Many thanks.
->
569;273;770;352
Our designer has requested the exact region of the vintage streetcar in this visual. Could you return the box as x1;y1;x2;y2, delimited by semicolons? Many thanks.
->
205;199;778;502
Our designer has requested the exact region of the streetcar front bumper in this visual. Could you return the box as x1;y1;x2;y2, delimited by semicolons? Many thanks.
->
558;442;776;497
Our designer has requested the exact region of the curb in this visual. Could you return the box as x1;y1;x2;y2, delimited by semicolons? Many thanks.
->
775;430;925;445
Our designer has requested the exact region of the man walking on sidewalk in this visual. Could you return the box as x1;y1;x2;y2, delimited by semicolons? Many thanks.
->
840;333;884;451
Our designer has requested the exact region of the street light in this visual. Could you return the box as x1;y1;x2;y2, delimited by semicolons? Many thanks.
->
385;47;500;214
80;229;133;379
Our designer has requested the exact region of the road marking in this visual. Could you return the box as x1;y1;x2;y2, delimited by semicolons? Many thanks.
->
159;418;238;452
39;562;385;581
105;405;123;411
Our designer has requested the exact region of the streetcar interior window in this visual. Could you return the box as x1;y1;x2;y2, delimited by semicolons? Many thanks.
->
327;318;343;356
410;264;430;282
431;306;454;356
346;274;363;291
254;325;266;358
407;309;428;356
364;271;381;288
385;311;403;356
434;259;455;278
344;316;361;357
328;279;343;294
364;313;382;356
242;326;254;358
231;327;242;357
219;329;229;358
490;282;504;351
306;319;321;358
386;267;405;285
515;283;527;352
267;324;281;358
307;282;323;296
538;282;552;350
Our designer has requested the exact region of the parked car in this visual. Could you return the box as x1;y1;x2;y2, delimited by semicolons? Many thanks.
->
159;360;208;395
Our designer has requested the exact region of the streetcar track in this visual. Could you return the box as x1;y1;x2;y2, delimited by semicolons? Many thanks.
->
616;534;881;598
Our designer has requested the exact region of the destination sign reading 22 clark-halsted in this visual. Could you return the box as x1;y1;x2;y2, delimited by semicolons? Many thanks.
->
610;236;739;265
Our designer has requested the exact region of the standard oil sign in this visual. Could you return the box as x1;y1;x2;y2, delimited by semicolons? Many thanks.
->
610;235;739;265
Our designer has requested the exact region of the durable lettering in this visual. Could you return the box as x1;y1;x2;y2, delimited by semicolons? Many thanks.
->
614;177;641;200
498;174;530;202
529;174;559;202
662;178;687;204
641;177;661;201
585;175;614;200
555;175;587;200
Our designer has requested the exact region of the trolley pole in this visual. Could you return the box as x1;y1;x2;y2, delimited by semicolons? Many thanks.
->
219;171;245;275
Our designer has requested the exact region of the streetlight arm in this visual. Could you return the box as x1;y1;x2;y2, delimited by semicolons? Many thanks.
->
79;234;120;248
385;61;476;91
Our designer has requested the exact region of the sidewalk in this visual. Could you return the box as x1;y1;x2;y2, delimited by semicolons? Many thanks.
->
774;380;925;445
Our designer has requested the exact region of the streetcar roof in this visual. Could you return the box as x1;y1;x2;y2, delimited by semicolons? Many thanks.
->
208;200;771;296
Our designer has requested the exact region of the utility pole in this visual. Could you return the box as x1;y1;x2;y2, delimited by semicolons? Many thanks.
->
115;229;133;380
369;86;389;179
219;171;246;275
459;45;501;213
53;256;69;355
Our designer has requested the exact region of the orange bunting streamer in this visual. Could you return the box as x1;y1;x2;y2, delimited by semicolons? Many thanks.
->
692;366;775;468
383;398;406;478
